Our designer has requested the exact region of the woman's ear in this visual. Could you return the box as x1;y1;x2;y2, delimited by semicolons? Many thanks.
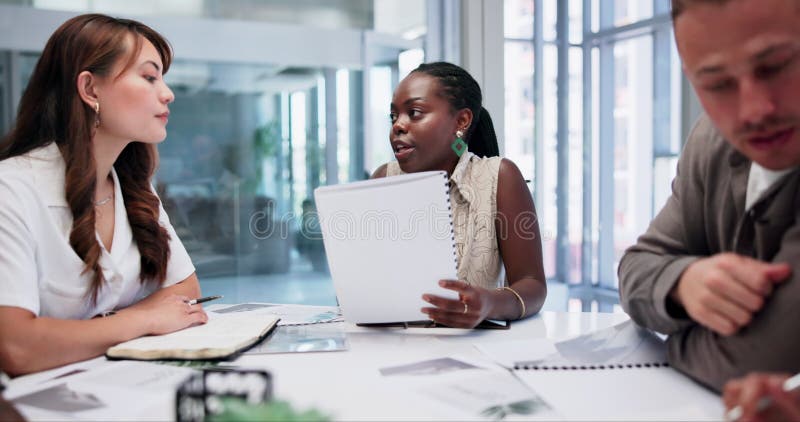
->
455;108;473;134
76;70;99;109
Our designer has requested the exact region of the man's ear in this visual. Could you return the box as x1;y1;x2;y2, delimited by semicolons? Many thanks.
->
76;70;100;109
455;108;473;134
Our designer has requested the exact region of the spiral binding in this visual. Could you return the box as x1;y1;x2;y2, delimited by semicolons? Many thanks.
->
444;173;457;271
513;362;670;371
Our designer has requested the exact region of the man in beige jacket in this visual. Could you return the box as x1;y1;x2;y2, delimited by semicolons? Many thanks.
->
619;0;800;392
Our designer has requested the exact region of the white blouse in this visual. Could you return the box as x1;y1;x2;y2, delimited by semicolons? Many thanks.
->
0;143;195;319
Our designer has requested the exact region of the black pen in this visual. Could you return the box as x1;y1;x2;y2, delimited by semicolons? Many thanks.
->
186;295;223;305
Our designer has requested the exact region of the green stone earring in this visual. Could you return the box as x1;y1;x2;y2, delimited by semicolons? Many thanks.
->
451;130;467;157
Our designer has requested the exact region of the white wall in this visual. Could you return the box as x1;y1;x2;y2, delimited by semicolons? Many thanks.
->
460;0;505;155
374;0;426;37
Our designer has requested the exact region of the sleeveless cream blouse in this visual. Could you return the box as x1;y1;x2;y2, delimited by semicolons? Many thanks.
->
386;151;503;289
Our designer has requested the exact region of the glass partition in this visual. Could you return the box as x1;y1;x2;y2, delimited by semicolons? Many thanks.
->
148;61;337;303
0;1;427;305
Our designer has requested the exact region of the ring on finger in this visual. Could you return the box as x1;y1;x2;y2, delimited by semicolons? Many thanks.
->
462;302;468;314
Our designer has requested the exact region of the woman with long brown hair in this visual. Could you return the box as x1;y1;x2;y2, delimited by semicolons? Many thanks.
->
0;14;208;376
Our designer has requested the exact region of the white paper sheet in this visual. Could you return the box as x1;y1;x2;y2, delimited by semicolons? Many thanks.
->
515;367;723;420
208;303;342;326
542;319;667;368
314;171;460;323
376;355;559;420
7;361;195;421
473;339;559;369
244;323;348;354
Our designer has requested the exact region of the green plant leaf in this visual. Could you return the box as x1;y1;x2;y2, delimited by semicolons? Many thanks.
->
208;397;330;422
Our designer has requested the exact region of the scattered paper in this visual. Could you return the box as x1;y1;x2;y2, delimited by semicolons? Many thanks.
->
546;320;666;367
473;339;558;369
245;324;348;354
13;383;104;413
474;320;667;370
209;303;342;326
379;357;481;377
9;361;196;421
422;372;555;419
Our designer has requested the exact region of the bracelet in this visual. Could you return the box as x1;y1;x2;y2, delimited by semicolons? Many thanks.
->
498;286;526;320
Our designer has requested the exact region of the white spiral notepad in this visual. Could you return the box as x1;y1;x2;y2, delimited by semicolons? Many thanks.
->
314;171;459;324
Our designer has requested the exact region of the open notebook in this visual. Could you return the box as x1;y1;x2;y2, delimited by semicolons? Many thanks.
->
314;171;459;324
106;313;279;361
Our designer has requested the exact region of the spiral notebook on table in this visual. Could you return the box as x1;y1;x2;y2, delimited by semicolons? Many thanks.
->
314;171;460;324
475;320;668;370
517;320;668;370
514;366;723;419
498;321;723;419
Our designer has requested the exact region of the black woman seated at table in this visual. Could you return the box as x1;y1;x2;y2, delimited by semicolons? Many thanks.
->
372;62;547;328
0;14;208;376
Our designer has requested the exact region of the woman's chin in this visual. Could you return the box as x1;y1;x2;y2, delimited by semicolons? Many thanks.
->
136;133;168;144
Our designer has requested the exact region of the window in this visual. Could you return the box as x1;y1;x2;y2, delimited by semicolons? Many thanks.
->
19;0;377;31
154;62;341;304
503;0;680;300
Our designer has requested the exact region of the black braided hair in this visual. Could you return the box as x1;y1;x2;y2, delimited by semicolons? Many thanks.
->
412;62;500;158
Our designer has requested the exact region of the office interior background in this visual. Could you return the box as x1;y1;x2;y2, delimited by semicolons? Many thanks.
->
0;0;703;312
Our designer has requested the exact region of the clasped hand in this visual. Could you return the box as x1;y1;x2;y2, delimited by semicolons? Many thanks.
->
421;280;493;328
673;253;791;336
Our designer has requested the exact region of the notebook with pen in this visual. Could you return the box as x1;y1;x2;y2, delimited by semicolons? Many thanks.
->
105;313;280;361
314;171;472;325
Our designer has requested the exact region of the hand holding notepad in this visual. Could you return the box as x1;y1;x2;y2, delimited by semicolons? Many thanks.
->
314;171;459;324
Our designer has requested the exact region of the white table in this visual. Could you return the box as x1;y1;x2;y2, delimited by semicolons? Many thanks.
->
4;310;723;420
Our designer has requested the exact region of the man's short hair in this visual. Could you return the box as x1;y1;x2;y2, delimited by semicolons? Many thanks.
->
670;0;733;20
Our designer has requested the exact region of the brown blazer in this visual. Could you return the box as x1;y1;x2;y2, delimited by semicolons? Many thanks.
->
618;114;800;392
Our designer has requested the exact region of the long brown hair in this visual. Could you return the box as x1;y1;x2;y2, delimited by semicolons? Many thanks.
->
0;14;173;303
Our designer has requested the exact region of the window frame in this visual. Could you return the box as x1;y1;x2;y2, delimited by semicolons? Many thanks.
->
504;0;678;310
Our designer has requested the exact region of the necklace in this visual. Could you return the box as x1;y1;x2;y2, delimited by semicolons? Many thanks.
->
94;195;113;207
95;175;115;207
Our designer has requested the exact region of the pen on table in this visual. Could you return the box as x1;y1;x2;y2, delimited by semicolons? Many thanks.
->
725;372;800;421
186;295;223;306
